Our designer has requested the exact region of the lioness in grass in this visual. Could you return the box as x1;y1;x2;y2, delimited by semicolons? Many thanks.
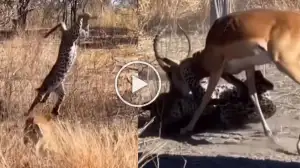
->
23;113;61;156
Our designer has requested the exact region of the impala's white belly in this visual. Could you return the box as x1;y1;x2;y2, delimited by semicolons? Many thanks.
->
224;51;272;74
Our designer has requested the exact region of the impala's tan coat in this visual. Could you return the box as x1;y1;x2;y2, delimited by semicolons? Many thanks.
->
197;9;300;76
181;9;300;136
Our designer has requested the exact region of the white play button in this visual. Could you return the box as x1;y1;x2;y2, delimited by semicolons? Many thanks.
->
115;61;162;108
131;76;148;93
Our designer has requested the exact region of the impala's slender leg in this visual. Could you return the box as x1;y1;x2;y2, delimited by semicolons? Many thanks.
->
245;67;272;136
180;60;225;134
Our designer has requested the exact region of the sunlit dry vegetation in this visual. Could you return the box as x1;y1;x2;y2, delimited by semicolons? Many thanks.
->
0;34;138;168
138;0;300;33
0;0;138;167
0;116;137;168
1;0;300;167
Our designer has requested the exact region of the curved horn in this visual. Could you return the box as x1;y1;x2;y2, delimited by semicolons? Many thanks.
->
153;23;190;71
153;25;178;72
177;23;192;58
161;57;180;65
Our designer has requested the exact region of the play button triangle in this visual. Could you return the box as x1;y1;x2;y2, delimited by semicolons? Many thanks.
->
131;75;148;93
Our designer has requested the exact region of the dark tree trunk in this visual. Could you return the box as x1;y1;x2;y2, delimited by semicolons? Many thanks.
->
15;0;32;31
71;0;77;26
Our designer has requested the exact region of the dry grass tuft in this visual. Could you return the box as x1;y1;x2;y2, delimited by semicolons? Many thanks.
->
99;7;138;30
0;117;137;168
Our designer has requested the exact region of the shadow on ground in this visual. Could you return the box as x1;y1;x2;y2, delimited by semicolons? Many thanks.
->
138;111;253;141
138;153;300;168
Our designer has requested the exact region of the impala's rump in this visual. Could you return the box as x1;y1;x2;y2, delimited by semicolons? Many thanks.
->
207;9;300;46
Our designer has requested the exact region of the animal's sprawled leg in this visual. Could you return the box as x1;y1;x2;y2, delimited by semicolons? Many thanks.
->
44;22;67;38
51;83;65;116
40;92;51;103
25;92;44;116
180;64;224;134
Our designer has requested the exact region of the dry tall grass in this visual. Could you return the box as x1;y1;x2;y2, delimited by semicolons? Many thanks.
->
0;34;138;120
0;117;137;168
0;1;140;166
138;0;300;33
0;2;140;168
0;29;138;167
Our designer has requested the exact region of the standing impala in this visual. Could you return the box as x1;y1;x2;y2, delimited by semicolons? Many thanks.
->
173;9;300;139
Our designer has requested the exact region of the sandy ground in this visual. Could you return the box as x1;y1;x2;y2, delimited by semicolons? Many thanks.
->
137;34;300;167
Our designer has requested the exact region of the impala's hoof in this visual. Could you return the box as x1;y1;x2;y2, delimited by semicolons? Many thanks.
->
264;129;273;137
